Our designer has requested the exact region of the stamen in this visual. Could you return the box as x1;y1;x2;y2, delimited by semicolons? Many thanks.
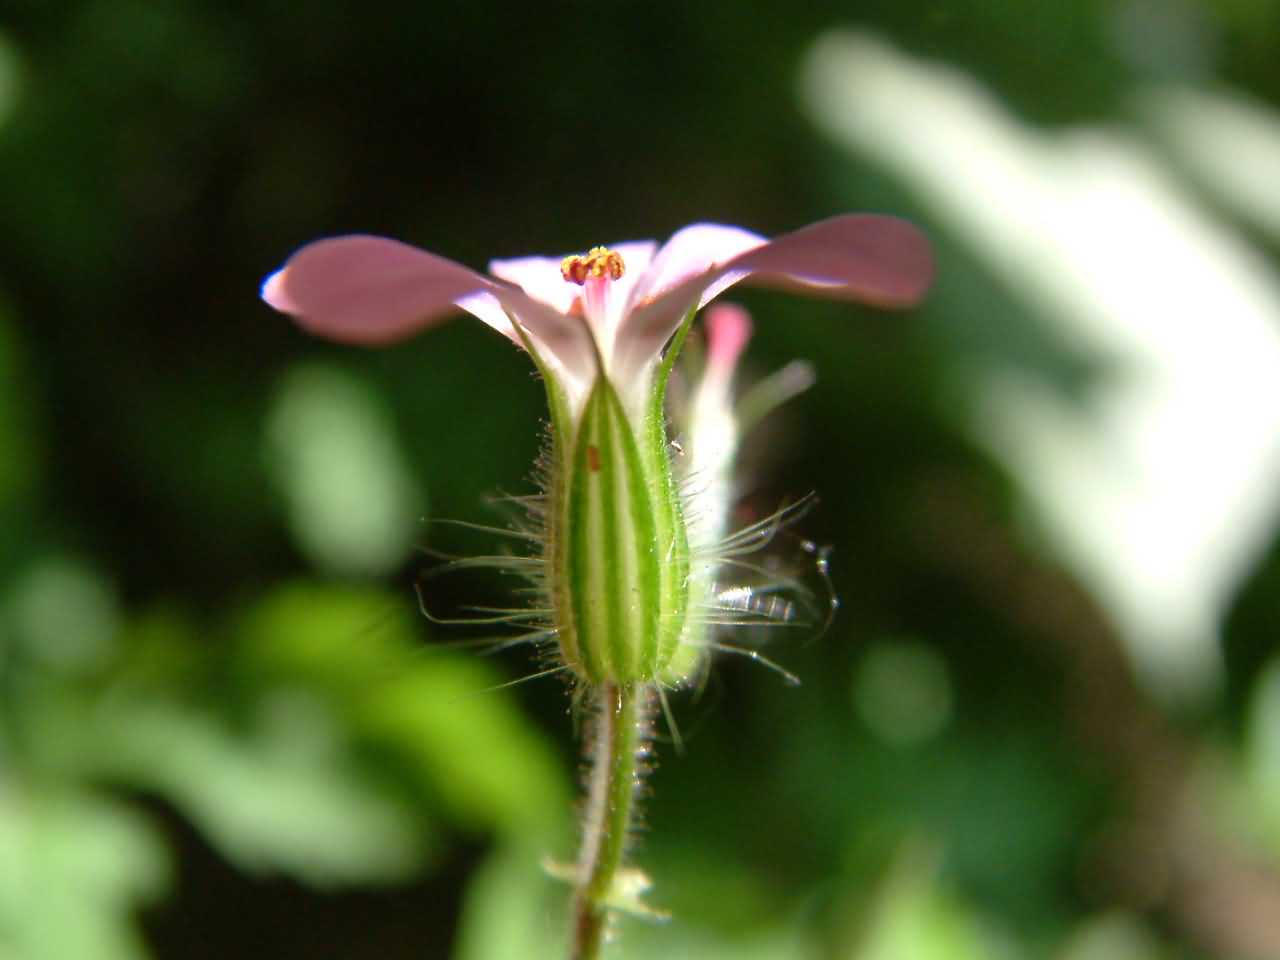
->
561;246;625;285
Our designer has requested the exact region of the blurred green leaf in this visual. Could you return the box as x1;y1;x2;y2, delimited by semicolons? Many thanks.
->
265;363;425;577
6;556;119;673
98;694;428;885
0;789;168;960
237;583;570;838
61;581;572;886
1247;657;1280;850
451;843;564;960
1058;912;1170;960
846;844;1016;960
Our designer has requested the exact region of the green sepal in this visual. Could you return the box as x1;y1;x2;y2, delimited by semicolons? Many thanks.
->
534;306;701;687
555;376;687;684
645;306;697;676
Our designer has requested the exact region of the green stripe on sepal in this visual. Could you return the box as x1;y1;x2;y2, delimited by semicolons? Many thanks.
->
553;374;689;686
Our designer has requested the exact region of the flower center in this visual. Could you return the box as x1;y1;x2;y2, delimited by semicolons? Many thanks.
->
560;247;625;285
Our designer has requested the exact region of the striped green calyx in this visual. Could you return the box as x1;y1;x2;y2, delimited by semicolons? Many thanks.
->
520;304;698;688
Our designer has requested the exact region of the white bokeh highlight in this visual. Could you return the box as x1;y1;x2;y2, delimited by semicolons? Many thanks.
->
803;32;1280;702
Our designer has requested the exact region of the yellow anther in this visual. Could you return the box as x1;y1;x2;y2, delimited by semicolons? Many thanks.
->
561;246;626;285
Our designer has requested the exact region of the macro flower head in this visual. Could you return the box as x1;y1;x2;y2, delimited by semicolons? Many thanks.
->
262;216;931;422
263;216;932;689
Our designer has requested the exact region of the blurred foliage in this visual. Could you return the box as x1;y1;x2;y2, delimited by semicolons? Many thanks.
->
264;364;425;578
1;1;1279;959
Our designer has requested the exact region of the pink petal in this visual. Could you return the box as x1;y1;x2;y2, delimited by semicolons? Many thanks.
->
627;224;766;310
262;235;501;345
614;214;933;381
488;254;579;314
606;240;659;280
703;303;753;376
724;214;934;307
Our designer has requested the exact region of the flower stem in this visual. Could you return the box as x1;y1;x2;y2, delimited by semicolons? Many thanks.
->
570;681;649;960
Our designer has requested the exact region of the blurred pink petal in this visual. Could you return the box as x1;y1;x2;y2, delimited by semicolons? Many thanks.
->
703;302;754;377
262;235;497;344
726;214;933;307
615;215;932;381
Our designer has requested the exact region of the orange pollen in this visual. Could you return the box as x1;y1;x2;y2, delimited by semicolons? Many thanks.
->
560;246;625;285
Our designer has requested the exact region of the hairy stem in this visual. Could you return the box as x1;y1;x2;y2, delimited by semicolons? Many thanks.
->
570;682;649;960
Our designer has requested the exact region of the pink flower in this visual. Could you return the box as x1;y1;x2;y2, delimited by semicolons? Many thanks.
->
262;215;932;691
261;215;932;418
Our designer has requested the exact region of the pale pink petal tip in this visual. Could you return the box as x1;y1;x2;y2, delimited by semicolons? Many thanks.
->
704;303;753;373
261;268;294;312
